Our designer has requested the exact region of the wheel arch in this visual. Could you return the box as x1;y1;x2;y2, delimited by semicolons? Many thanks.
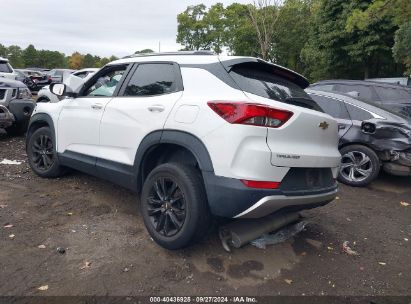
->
135;130;214;192
26;113;56;147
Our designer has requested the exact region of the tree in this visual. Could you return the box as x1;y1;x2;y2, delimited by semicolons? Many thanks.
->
68;52;84;69
273;0;312;72
135;49;154;54
82;53;96;68
346;0;411;76
7;45;24;68
0;43;8;58
247;0;281;60
203;3;226;54
393;22;411;74
23;44;38;67
224;3;259;57
177;4;212;51
301;0;399;81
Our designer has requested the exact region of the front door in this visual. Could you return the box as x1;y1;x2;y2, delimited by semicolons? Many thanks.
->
57;64;129;158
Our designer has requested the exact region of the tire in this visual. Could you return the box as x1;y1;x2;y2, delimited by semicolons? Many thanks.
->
140;163;212;250
338;145;380;187
5;122;28;136
27;126;65;178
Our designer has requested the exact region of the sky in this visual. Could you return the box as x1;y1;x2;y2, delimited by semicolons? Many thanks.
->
0;0;254;58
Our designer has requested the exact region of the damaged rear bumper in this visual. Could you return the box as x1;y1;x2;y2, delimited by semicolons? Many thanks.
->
0;105;15;129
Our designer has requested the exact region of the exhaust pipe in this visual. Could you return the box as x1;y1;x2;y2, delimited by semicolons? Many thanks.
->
219;212;300;251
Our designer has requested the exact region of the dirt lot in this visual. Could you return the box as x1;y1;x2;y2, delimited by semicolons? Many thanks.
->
0;132;410;297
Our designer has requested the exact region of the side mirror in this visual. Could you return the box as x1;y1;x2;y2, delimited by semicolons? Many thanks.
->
50;83;66;96
346;91;360;98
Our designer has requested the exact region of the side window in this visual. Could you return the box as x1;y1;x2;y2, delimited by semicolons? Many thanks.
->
0;62;12;73
123;63;180;97
336;84;373;101
83;65;127;97
374;86;411;101
74;71;88;79
345;103;373;121
309;94;350;119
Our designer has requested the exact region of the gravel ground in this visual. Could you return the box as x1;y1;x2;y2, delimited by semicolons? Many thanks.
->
0;132;410;297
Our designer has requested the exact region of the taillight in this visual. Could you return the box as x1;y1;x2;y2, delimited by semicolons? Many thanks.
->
208;101;293;128
241;180;281;189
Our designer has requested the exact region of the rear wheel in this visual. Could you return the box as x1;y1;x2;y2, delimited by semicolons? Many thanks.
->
140;163;211;249
27;126;65;178
338;145;380;187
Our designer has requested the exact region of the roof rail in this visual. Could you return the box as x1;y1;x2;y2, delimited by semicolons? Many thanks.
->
122;50;215;59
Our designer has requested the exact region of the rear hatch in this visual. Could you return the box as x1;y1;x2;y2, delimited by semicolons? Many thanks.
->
226;61;340;168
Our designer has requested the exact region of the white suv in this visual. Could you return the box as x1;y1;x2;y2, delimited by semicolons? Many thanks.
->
0;57;17;80
26;52;341;249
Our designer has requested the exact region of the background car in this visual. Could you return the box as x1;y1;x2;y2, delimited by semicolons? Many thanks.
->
37;68;99;103
15;69;50;91
0;77;35;135
307;89;411;186
0;57;17;80
15;70;36;90
46;68;75;83
310;79;411;118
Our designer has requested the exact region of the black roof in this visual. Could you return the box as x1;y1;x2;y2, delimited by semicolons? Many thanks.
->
312;79;411;90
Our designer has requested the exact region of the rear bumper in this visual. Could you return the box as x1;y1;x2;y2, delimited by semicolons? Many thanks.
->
234;188;338;218
202;168;338;219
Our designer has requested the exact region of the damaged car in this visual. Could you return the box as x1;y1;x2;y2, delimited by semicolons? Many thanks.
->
0;77;35;135
307;89;411;186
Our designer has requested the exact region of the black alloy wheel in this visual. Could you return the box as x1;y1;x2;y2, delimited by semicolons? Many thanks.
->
147;177;186;237
31;134;54;171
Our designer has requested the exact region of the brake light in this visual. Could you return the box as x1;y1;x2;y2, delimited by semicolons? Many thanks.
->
208;101;293;128
241;180;281;189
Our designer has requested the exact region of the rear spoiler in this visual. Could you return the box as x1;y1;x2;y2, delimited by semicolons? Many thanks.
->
220;58;310;89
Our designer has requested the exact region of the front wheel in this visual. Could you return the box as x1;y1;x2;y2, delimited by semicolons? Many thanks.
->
338;145;380;187
140;163;211;250
27;126;65;178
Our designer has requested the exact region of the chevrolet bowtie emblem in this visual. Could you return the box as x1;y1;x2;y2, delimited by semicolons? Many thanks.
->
319;121;329;130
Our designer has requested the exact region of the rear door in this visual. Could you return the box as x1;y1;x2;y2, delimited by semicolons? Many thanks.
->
98;62;183;165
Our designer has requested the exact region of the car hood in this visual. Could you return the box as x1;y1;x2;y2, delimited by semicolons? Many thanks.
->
0;77;25;88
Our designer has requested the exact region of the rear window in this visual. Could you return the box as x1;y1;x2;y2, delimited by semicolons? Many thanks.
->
0;62;12;73
374;86;411;101
335;84;374;101
229;63;310;102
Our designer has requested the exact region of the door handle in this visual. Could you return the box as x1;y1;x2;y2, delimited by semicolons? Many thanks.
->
148;105;165;113
338;124;346;130
91;103;103;110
